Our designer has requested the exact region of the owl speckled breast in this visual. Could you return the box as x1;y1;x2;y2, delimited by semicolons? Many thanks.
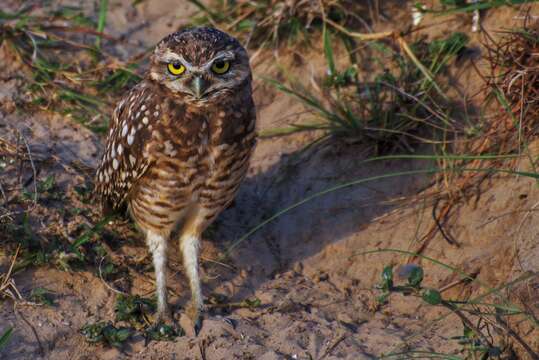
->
126;84;256;235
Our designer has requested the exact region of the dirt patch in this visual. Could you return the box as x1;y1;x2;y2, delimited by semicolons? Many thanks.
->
2;1;539;359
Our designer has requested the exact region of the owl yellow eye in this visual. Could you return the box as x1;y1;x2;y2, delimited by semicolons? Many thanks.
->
211;60;230;74
167;62;185;75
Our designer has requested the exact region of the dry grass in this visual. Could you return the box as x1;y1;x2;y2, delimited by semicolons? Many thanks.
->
0;4;142;132
188;0;373;48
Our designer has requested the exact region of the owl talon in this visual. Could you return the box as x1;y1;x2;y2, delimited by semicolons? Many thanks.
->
145;317;182;344
154;309;173;325
193;316;202;336
179;302;203;336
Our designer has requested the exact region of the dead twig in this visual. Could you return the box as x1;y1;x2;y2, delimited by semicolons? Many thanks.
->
432;198;459;247
1;245;44;354
13;303;44;356
319;333;346;359
0;126;39;221
98;256;128;296
0;245;22;301
495;310;539;359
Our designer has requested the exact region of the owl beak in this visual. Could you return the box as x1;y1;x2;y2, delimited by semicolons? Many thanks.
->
190;76;208;99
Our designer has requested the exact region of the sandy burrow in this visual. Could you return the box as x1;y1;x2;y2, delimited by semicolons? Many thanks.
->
2;1;539;359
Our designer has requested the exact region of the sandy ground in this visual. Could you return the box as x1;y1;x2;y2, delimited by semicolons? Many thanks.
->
2;1;539;359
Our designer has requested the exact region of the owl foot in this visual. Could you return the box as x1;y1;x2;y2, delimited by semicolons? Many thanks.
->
179;302;202;336
155;307;172;322
145;310;182;343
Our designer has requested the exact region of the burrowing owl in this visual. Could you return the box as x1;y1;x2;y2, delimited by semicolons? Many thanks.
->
95;27;256;329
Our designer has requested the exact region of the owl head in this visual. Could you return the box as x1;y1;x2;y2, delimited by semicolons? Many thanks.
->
149;27;252;104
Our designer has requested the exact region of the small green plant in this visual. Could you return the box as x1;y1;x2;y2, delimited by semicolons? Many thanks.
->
266;29;468;153
377;264;503;358
0;5;141;132
115;294;156;327
29;287;55;306
22;175;61;201
11;216;111;273
206;293;262;313
80;321;132;348
144;323;180;341
82;295;181;347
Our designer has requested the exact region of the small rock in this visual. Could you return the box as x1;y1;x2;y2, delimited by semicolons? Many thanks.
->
259;351;280;360
313;271;329;283
283;270;295;279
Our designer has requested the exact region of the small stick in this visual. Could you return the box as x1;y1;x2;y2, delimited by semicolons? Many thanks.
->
0;126;39;221
13;303;44;356
495;311;539;359
320;334;346;359
0;245;21;294
98;256;128;296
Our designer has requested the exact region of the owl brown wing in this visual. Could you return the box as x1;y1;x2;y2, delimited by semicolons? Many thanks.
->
95;81;157;214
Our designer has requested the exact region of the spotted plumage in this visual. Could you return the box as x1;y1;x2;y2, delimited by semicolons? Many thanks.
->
95;27;256;330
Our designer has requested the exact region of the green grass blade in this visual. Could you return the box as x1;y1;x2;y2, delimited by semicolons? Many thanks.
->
429;0;539;15
353;248;494;291
186;0;218;19
265;78;338;122
323;24;335;77
225;168;441;255
70;216;112;256
259;122;327;137
363;154;522;162
95;0;108;49
59;89;105;107
0;327;13;350
381;350;463;360
225;166;539;255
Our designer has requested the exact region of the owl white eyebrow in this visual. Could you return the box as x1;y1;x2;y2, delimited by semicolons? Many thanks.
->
208;51;235;63
161;51;187;64
161;51;235;72
196;52;235;72
162;53;200;73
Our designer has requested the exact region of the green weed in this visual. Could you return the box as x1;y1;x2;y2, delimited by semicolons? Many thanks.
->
10;216;111;273
187;0;368;48
265;30;468;153
81;321;132;348
144;323;180;341
424;0;539;15
29;287;55;306
22;175;60;201
376;263;502;358
81;294;181;348
206;293;263;314
361;248;538;358
0;5;141;132
114;294;155;327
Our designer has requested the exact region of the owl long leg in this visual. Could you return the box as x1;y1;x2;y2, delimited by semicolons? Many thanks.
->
180;232;202;324
146;230;170;321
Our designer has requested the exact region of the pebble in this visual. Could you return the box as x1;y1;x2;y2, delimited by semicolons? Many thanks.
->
313;271;329;283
